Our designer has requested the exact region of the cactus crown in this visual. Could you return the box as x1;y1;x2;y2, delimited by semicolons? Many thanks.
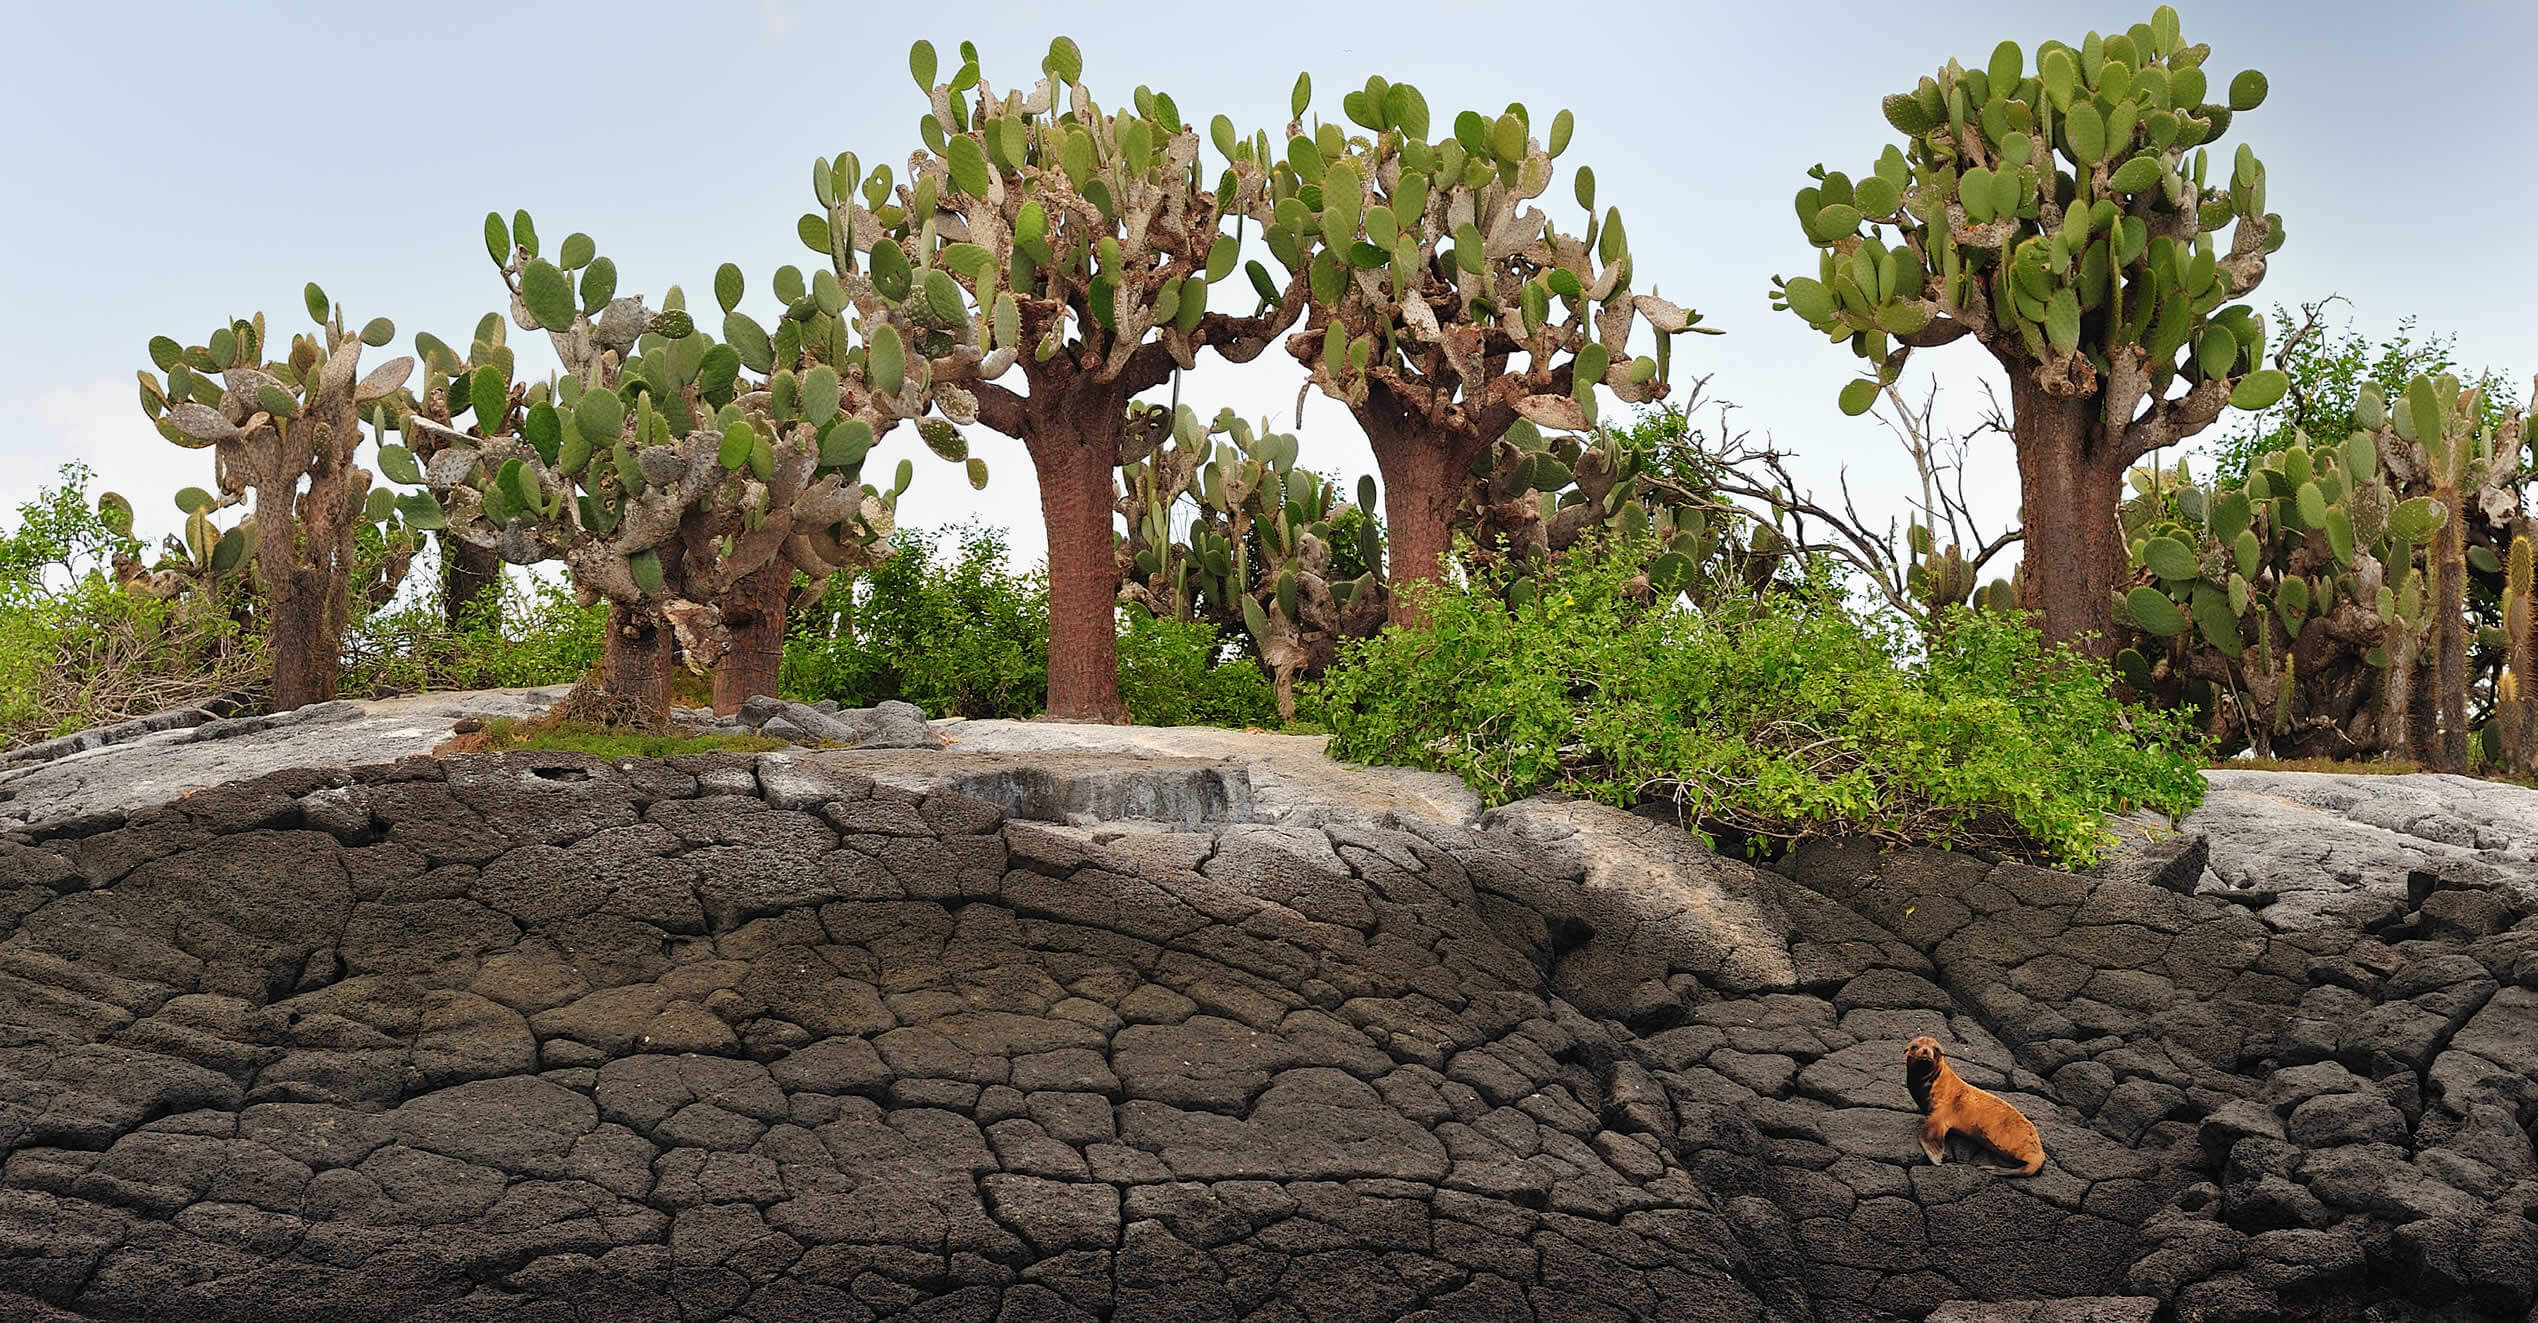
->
1263;76;1709;441
1776;7;2286;452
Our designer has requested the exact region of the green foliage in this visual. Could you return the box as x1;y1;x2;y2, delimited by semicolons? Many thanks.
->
337;569;606;698
2205;311;2521;482
1116;612;1280;728
0;464;261;750
783;524;1048;719
1322;484;1388;583
0;464;142;591
0;577;265;751
1313;542;2207;865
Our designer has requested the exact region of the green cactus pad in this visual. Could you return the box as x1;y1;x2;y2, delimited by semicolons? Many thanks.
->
396;491;446;531
471;366;509;432
823;418;875;469
2229;369;2289;410
575;388;625;449
870;325;907;396
2130;588;2192;639
2191;585;2244;653
2387;496;2444;543
2142;535;2199;581
523;402;563;466
2228;69;2267;111
521;260;576;330
628;548;664;595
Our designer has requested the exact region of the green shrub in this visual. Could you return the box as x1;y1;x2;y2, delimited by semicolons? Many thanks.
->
784;523;1049;719
0;466;263;750
1118;611;1280;728
1311;542;2207;866
338;567;606;698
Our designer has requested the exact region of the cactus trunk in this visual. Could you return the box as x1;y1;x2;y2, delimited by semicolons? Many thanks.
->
712;561;792;717
1027;401;1129;725
266;572;341;712
1367;418;1475;626
603;606;674;729
442;534;502;629
2429;509;2471;774
2009;385;2126;660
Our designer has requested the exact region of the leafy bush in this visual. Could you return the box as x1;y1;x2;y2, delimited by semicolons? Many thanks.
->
0;576;266;750
338;563;606;699
1312;542;2207;866
0;465;264;750
1117;611;1280;728
784;523;1049;719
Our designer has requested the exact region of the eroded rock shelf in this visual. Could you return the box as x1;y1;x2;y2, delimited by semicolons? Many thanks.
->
0;732;2532;1321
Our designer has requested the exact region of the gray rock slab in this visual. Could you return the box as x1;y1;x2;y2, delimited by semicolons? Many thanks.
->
2182;771;2538;930
0;687;573;828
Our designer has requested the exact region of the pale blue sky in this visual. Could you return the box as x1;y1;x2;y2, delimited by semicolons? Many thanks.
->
7;0;2533;571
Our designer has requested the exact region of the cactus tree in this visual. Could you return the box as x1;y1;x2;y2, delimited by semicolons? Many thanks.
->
1273;75;1708;616
137;290;421;710
389;219;918;725
1776;8;2286;657
841;37;1301;721
2363;375;2524;771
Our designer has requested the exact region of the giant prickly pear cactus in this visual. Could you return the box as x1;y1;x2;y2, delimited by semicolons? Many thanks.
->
2360;374;2527;771
136;291;427;709
2501;533;2536;773
823;37;1302;722
1115;403;1385;718
383;220;925;726
1454;417;1731;610
1267;75;1711;617
1776;7;2286;658
2113;435;2438;758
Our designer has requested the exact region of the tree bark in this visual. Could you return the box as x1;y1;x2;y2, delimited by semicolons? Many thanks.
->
713;561;792;716
1367;427;1462;626
1033;429;1129;723
2007;380;2128;659
603;606;673;729
2432;514;2470;773
266;572;339;712
443;534;502;628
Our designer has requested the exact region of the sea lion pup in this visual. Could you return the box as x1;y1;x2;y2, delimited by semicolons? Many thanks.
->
1903;1036;2045;1176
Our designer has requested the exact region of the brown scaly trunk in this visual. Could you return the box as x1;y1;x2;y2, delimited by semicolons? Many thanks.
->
2007;381;2128;660
443;534;502;628
266;571;339;712
603;606;674;728
1027;398;1130;724
1367;418;1473;627
713;561;792;716
2429;511;2471;774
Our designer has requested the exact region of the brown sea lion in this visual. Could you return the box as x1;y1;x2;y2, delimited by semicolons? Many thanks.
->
1903;1035;2045;1176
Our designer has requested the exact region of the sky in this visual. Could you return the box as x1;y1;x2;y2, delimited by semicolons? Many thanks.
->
6;0;2534;581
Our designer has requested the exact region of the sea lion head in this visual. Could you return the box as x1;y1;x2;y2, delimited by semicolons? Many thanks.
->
1903;1036;1944;1109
